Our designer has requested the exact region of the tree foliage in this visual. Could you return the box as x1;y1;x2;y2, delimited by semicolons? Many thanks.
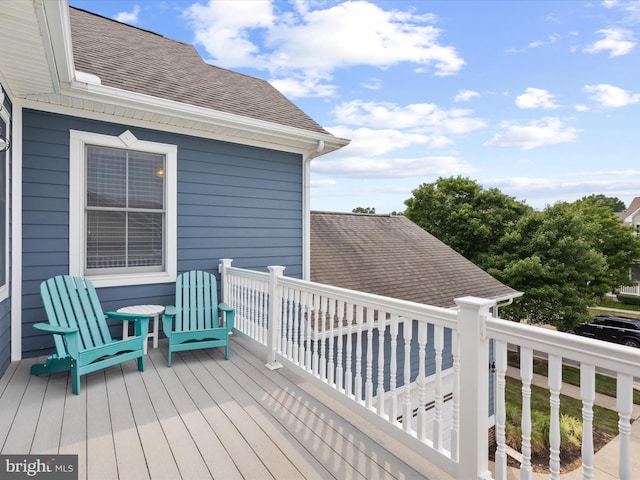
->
580;194;626;213
489;201;640;330
352;206;376;214
403;176;531;269
403;177;640;331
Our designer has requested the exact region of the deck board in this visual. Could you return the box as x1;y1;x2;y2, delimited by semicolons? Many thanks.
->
0;338;454;480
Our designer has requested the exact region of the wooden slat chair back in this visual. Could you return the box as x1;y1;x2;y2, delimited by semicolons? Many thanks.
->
30;275;150;394
162;270;235;366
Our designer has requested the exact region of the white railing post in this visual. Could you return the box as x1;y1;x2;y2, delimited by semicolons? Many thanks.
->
219;258;233;305
455;296;494;480
266;266;285;370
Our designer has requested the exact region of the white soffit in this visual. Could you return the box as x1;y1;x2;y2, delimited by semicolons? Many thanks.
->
0;1;59;97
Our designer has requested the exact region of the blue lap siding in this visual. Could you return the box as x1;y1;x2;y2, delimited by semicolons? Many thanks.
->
22;109;303;358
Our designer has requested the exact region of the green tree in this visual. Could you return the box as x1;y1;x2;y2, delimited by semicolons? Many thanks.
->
580;194;626;213
489;201;640;330
352;206;376;214
404;176;531;268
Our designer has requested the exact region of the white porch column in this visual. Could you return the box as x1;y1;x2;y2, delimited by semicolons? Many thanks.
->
219;258;233;305
266;265;285;370
455;296;494;480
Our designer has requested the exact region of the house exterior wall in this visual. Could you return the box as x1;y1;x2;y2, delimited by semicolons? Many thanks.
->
21;108;304;358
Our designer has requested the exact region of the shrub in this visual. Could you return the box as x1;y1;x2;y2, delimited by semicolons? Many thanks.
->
616;293;640;306
560;414;582;448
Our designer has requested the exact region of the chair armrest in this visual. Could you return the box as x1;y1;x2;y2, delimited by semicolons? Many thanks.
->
218;303;235;331
33;323;78;335
164;305;176;317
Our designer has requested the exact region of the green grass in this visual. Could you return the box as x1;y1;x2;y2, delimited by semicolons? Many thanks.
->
505;376;620;435
508;353;640;405
591;298;640;316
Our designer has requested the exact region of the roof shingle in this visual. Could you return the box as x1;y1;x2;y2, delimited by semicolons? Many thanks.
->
310;212;520;308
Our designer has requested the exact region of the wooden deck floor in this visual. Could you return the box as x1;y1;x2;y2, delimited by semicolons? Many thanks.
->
0;336;452;480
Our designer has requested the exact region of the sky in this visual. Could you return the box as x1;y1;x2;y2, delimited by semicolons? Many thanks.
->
69;0;640;214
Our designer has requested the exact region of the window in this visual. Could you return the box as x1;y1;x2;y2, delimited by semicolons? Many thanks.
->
70;130;176;287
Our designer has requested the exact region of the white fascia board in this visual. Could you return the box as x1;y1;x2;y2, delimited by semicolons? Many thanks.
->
40;0;75;84
63;81;350;157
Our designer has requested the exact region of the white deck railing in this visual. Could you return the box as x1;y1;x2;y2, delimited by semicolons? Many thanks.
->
219;259;640;480
618;284;640;296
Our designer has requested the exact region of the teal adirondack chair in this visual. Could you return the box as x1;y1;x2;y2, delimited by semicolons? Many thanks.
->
162;270;235;367
30;275;150;395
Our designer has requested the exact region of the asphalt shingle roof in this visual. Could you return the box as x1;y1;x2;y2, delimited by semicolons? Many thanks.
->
69;7;329;135
310;212;520;309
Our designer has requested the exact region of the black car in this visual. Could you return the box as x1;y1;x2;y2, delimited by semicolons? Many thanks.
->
571;315;640;348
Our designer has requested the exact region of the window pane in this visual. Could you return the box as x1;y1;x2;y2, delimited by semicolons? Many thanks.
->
128;152;164;209
87;146;126;208
87;211;126;269
128;212;163;267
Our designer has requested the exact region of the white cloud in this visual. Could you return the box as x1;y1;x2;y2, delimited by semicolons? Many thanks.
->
332;100;486;135
515;88;559;109
326;126;452;158
184;1;465;98
574;104;590;112
454;90;480;102
584;84;640;107
270;74;337;98
115;5;141;24
184;1;274;69
584;28;635;57
528;34;561;48
363;78;383;90
484;118;580;150
312;154;478;178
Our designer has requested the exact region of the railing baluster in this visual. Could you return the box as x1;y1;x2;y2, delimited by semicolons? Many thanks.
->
520;347;533;480
389;315;399;426
365;307;374;408
319;296;327;381
345;303;354;397
451;329;459;461
416;319;427;440
355;305;363;402
291;287;299;363
548;354;562;480
312;294;320;377
335;300;345;392
303;291;312;372
402;318;413;432
617;373;633;480
434;324;444;451
494;340;507;480
581;363;596;479
376;312;386;417
327;298;336;385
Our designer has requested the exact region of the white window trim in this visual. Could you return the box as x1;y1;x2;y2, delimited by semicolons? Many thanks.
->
69;129;177;288
0;106;9;301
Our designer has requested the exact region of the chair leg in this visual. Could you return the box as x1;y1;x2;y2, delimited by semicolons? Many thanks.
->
71;363;80;395
137;354;145;372
225;344;229;360
167;349;172;367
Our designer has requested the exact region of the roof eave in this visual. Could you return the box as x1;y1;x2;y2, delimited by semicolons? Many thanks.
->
24;79;350;158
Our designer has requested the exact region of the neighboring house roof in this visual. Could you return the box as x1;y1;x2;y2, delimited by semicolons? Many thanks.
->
68;7;328;136
619;196;640;225
310;211;521;309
